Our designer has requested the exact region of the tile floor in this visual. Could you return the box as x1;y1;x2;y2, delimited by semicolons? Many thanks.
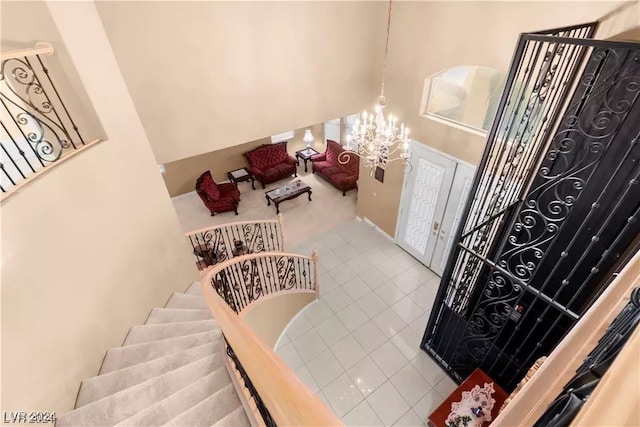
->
276;219;457;426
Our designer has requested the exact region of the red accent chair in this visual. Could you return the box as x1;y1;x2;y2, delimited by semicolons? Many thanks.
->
195;171;241;216
243;141;297;188
311;140;360;196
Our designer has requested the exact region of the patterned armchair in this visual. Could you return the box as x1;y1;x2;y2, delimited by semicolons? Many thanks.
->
195;171;241;216
243;141;297;188
311;140;359;196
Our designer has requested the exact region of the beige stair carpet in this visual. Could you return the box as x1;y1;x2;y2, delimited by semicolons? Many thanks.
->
165;292;209;309
184;281;204;296
213;406;252;427
76;343;220;407
59;291;250;427
163;383;241;426
99;330;218;374
123;320;217;345
116;367;232;426
145;308;212;324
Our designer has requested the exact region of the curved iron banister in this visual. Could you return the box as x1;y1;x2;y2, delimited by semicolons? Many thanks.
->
185;214;284;270
200;250;333;427
207;250;318;313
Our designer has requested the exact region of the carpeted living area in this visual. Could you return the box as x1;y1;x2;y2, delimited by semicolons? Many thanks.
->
172;169;358;249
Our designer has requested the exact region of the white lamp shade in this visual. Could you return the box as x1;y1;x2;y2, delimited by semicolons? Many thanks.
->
302;129;314;144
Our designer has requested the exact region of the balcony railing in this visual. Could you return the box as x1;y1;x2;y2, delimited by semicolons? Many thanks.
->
185;215;284;271
0;43;95;195
200;259;340;427
210;251;318;313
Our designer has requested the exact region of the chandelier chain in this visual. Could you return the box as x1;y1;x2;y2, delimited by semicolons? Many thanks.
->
380;0;393;99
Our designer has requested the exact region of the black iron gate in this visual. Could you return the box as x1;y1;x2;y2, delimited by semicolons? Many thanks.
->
422;22;640;392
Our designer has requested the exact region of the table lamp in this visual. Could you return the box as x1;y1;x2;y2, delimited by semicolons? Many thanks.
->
303;129;314;151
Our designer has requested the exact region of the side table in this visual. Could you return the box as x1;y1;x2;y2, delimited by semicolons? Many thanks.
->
428;369;508;427
227;167;256;190
295;147;320;173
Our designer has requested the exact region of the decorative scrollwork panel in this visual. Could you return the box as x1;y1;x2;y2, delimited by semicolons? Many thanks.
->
210;254;314;312
0;54;84;191
186;219;283;270
423;26;640;394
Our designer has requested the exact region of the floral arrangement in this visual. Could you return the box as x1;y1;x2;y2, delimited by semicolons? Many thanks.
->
446;415;472;427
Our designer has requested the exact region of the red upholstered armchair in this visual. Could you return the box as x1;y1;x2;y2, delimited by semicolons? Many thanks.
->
243;141;297;188
311;140;360;196
195;171;241;216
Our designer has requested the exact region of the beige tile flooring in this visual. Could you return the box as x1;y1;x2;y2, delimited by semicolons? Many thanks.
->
171;170;453;426
279;220;454;426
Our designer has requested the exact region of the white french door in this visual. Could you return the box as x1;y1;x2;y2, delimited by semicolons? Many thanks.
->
396;143;457;266
396;141;475;276
430;163;474;275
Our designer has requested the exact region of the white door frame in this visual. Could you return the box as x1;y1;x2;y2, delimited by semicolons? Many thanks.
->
395;140;476;273
395;140;457;265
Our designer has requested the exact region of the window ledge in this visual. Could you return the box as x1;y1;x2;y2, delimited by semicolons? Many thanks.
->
420;113;488;138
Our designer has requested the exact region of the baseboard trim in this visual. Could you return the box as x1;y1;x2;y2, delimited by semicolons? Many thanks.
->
361;217;395;242
171;190;196;201
273;299;315;350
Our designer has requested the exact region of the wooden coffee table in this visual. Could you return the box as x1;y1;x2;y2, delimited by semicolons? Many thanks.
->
265;180;312;214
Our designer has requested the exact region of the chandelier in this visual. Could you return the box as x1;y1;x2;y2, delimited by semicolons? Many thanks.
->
341;0;412;173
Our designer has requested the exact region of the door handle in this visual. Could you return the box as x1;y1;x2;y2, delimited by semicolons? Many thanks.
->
432;221;440;234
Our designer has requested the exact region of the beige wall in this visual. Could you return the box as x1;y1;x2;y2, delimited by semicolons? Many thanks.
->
95;1;385;165
1;1;105;142
241;291;316;349
357;1;639;237
163;123;324;197
1;1;197;414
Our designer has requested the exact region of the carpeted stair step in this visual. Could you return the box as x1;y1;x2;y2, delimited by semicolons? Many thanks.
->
165;292;208;309
56;355;222;427
146;308;212;324
184;281;203;296
100;330;219;374
76;343;220;407
162;383;241;427
115;366;232;426
212;406;251;427
123;320;217;345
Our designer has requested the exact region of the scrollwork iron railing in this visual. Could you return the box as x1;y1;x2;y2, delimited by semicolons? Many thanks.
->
423;22;640;391
0;44;85;193
224;337;277;427
186;215;284;270
211;251;318;313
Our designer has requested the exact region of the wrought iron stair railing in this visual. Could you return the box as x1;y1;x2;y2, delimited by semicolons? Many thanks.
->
185;215;284;271
198;277;340;427
200;247;326;426
208;251;318;313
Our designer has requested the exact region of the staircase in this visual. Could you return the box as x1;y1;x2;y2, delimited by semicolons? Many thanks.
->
57;282;250;427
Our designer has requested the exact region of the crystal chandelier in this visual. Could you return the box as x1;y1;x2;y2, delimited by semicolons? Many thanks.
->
342;0;412;173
